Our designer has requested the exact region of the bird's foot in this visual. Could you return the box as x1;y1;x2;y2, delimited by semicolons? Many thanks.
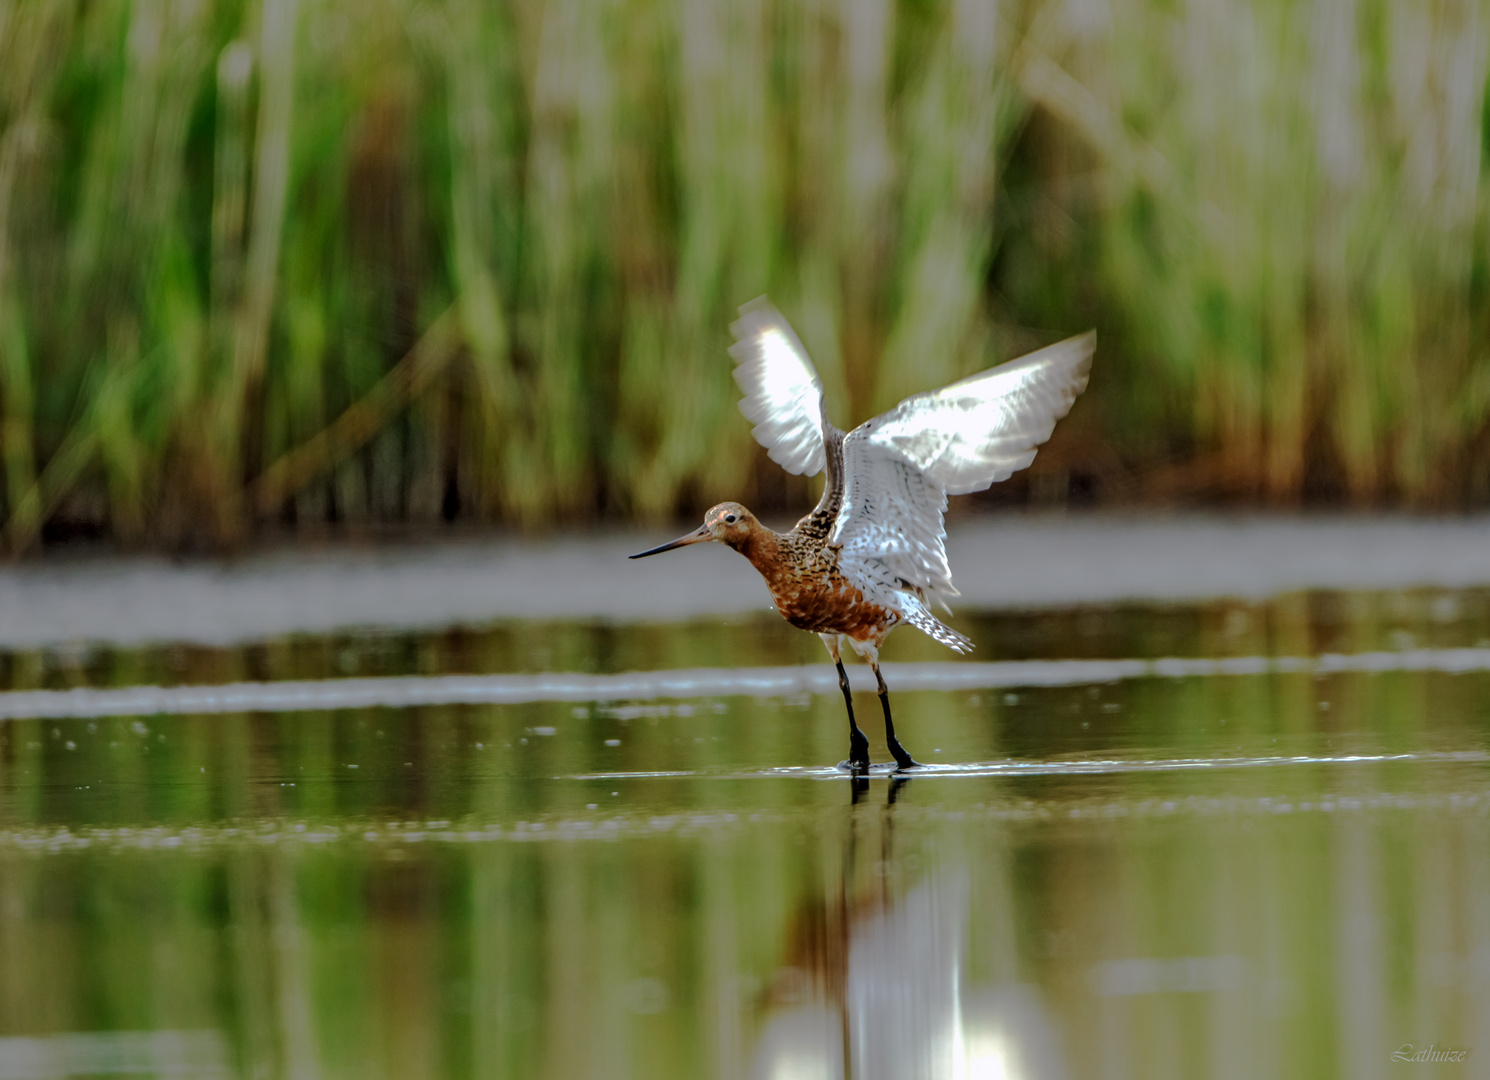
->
840;729;871;774
887;738;922;771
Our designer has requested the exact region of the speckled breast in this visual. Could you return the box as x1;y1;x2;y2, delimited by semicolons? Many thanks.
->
765;551;900;640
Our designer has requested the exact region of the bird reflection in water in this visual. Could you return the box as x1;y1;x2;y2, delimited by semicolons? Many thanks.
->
748;779;1067;1080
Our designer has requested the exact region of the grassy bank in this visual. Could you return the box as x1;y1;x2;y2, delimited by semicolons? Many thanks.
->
0;0;1486;550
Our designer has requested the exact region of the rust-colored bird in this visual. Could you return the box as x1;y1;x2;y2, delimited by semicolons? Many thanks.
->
631;299;1094;771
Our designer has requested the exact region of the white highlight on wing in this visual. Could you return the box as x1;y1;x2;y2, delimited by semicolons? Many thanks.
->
832;332;1096;603
729;297;827;476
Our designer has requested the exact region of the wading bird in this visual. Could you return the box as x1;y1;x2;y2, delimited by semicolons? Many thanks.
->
631;299;1094;771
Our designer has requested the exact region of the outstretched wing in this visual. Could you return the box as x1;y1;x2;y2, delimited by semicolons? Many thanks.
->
832;331;1095;603
729;298;827;476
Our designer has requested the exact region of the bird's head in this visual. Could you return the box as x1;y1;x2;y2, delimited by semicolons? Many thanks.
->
629;502;758;558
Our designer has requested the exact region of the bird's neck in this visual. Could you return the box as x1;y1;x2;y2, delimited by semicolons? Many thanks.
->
728;520;788;579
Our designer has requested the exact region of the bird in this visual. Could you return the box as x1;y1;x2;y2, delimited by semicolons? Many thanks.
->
630;298;1094;772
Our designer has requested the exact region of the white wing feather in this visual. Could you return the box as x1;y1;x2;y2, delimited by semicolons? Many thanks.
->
833;331;1095;603
729;298;827;476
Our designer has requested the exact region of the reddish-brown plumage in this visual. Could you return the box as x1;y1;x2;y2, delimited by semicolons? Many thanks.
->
629;496;925;770
718;505;901;644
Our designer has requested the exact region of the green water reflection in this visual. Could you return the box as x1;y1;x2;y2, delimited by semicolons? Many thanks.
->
1;590;1488;1079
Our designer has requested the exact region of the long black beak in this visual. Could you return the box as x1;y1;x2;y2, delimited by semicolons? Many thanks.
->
629;524;711;559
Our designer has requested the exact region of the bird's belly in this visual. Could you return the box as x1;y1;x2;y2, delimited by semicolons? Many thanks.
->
771;581;897;639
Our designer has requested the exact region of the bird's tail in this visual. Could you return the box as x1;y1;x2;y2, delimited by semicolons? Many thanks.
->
901;595;974;654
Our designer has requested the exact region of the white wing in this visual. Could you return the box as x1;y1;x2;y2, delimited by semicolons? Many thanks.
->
836;451;960;602
729;297;827;476
832;331;1095;602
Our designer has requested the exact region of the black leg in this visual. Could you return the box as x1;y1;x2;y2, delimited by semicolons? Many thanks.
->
874;665;920;770
836;659;871;771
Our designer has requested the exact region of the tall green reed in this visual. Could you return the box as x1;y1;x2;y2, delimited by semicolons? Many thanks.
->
0;0;1485;551
1013;0;1490;505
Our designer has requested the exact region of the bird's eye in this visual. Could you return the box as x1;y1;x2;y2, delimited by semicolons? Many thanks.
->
725;514;737;524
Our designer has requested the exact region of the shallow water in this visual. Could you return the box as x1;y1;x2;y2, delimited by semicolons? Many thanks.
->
1;587;1488;1079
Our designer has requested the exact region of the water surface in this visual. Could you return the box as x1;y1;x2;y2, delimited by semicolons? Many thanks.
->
1;586;1487;1079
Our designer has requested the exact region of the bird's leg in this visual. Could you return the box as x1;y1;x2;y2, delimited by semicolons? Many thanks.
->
873;662;920;770
836;659;871;771
822;634;870;771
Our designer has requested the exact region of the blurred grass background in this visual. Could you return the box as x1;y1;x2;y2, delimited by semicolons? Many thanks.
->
0;0;1487;551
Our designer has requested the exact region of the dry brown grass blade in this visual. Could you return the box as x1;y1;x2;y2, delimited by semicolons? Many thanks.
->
250;304;462;517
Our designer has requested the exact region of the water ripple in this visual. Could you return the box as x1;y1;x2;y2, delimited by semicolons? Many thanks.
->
570;749;1490;782
4;647;1490;721
3;786;1487;855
